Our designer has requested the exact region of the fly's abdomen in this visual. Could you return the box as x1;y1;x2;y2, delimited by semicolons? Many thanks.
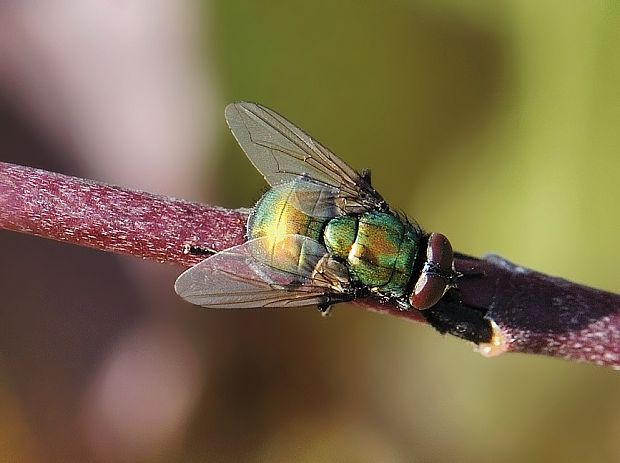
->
247;182;327;274
248;183;325;242
324;212;420;297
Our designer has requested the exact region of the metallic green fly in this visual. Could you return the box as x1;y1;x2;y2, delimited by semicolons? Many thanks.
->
175;102;459;313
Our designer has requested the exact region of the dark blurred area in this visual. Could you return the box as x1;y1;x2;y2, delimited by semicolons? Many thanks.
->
0;1;618;462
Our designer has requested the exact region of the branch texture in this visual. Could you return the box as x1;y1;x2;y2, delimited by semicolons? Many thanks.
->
1;161;618;368
0;162;246;267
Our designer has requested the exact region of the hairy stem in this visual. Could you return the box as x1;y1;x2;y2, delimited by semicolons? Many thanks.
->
0;162;246;267
1;161;618;368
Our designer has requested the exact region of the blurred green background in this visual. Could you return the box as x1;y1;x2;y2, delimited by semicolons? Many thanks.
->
0;1;618;462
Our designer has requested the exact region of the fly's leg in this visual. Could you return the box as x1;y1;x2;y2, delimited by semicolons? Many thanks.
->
361;169;372;186
317;303;332;317
183;243;217;256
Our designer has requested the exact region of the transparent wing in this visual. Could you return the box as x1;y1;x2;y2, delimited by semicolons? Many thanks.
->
267;178;340;220
175;235;351;309
225;101;387;214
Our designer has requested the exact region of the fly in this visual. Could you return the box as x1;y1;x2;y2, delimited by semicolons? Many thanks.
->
175;102;459;313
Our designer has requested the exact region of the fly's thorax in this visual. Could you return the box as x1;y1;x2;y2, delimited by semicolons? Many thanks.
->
323;215;357;260
324;211;421;298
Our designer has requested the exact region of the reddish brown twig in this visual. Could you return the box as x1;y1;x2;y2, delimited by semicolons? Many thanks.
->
1;161;618;369
0;162;246;267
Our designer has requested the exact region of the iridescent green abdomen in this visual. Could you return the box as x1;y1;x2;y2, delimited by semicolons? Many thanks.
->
247;182;328;276
248;183;325;243
324;211;420;297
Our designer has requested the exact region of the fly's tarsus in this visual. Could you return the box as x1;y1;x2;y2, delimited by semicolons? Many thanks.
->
183;243;217;256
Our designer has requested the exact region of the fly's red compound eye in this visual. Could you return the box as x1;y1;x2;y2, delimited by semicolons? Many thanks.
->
409;233;454;310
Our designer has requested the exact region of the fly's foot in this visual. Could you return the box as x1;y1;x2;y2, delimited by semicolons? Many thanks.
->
395;298;412;311
317;303;332;317
183;242;217;256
